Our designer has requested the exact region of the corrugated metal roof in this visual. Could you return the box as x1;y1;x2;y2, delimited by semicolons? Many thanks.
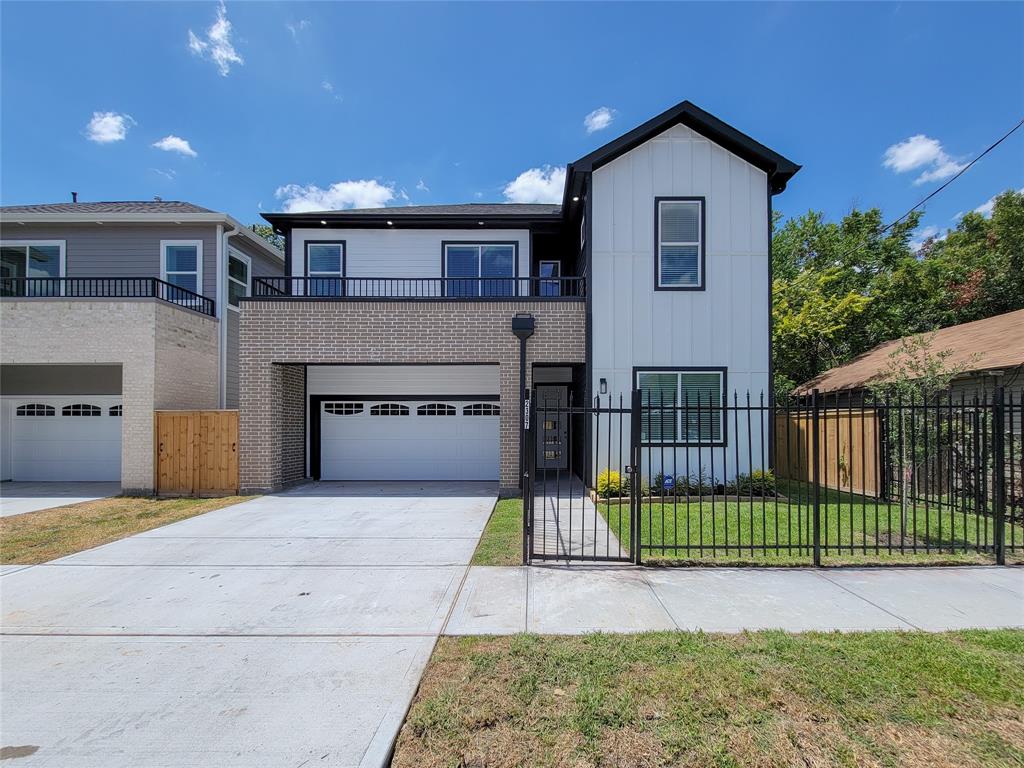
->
796;309;1024;394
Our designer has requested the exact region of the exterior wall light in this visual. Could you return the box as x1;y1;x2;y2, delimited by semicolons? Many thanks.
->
599;378;608;395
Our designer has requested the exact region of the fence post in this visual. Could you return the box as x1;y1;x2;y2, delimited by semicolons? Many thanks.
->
811;389;822;566
993;386;1006;565
630;389;642;566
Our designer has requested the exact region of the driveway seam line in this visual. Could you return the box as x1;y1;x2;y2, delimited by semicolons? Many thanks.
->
814;571;923;630
641;571;681;630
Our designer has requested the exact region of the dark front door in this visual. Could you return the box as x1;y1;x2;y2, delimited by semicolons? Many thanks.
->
535;385;568;471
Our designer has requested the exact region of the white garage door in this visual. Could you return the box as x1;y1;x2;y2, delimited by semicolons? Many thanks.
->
320;399;499;481
5;396;122;481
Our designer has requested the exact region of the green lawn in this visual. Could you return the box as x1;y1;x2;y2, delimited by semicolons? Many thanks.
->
601;481;1024;565
471;498;524;566
393;630;1024;768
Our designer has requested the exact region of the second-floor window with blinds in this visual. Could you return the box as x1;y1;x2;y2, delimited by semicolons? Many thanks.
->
655;198;704;290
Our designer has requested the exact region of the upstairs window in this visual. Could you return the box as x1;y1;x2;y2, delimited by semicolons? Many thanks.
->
444;243;516;297
161;240;202;295
227;250;251;309
655;198;704;290
306;242;344;297
1;241;64;296
636;368;725;445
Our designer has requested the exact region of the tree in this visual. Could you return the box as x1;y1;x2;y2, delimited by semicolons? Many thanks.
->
250;224;284;252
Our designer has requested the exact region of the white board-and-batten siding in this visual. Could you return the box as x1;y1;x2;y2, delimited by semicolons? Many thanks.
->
591;123;771;401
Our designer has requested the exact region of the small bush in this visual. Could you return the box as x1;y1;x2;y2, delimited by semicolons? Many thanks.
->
728;469;777;497
597;469;623;497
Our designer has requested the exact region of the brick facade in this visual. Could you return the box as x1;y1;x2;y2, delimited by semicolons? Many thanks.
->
238;300;586;494
0;299;218;492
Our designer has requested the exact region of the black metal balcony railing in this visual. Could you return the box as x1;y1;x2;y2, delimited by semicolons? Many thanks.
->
0;277;216;317
251;276;586;300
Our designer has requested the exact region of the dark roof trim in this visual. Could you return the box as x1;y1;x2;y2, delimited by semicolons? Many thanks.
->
262;208;563;232
564;100;801;208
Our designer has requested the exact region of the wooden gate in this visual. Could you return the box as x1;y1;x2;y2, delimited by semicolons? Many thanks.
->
155;410;239;496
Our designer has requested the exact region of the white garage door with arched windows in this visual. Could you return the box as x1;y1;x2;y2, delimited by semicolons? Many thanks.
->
1;396;122;481
309;365;500;482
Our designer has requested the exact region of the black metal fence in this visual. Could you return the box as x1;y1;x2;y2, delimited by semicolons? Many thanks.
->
251;275;586;299
524;387;1022;565
0;277;216;316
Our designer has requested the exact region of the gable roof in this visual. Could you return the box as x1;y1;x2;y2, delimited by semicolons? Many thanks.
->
795;310;1024;394
0;199;284;262
0;200;215;215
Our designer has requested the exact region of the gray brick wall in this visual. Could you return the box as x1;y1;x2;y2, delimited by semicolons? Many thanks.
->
239;300;586;494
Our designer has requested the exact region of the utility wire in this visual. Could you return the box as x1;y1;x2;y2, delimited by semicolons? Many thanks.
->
880;115;1024;234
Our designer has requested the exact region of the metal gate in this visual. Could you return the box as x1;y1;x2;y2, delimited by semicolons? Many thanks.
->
523;391;639;563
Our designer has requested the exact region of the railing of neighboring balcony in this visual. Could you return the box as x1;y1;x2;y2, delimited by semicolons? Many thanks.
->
250;276;586;299
0;277;216;317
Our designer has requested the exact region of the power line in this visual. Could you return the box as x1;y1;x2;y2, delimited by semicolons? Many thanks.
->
880;115;1024;234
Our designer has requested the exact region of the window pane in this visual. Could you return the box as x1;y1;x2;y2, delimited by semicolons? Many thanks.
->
539;261;560;278
165;245;197;272
1;247;26;295
228;281;247;306
481;245;514;296
660;201;700;242
27;246;60;278
168;273;198;293
680;373;723;442
228;256;248;282
660;245;699;286
308;244;341;274
446;246;479;297
638;372;678;442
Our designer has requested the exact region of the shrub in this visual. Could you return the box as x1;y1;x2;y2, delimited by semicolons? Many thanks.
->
596;469;623;497
728;469;777;497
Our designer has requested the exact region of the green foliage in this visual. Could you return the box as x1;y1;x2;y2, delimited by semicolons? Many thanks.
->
771;190;1024;397
250;223;285;252
596;469;623;498
727;469;777;497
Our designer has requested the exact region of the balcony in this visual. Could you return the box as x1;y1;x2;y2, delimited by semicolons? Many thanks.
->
250;276;586;300
0;277;216;317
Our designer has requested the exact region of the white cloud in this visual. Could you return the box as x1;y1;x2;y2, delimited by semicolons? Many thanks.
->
416;179;429;193
882;134;966;185
274;180;395;212
321;80;342;102
909;225;943;252
188;1;243;76
151;168;177;181
583;106;616;134
152;135;198;158
973;186;1024;218
502;165;566;204
84;111;134;143
286;19;310;41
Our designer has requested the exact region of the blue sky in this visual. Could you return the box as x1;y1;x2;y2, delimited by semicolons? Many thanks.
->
2;1;1022;243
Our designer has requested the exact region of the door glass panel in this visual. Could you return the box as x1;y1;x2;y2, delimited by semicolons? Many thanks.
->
481;245;514;296
27;246;60;278
446;246;479;297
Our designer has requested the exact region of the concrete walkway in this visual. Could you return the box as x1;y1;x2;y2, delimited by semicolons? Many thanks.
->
0;481;496;768
531;475;626;560
446;565;1024;634
0;481;121;517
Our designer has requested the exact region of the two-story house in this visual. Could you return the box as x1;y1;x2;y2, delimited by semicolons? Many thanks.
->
240;100;799;496
0;201;284;491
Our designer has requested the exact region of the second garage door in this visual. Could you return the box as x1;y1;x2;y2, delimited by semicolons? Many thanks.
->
319;399;499;480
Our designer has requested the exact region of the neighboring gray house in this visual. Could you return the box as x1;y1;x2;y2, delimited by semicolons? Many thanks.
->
240;100;799;495
0;200;284;491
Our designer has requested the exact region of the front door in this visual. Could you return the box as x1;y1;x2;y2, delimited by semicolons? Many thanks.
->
535;385;568;471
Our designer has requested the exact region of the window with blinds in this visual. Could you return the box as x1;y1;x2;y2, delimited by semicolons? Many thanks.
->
656;198;703;289
637;369;725;445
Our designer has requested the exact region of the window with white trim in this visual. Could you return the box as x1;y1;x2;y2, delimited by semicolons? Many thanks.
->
62;403;102;416
370;403;409;416
656;198;703;289
306;242;344;297
463;403;500;416
636;369;725;445
16;403;55;416
444;243;515;297
324;402;363;415
227;250;251;309
417;403;456;416
1;241;65;296
161;240;202;295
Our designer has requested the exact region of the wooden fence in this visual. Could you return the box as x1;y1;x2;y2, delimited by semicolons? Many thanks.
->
154;410;239;496
774;409;881;497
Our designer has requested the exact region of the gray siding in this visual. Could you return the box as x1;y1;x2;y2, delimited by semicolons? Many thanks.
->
0;223;220;299
229;231;284;278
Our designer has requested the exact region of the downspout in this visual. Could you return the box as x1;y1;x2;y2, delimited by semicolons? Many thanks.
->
220;223;240;408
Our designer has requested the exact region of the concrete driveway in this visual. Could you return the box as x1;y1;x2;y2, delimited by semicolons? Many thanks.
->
0;481;496;768
0;481;121;517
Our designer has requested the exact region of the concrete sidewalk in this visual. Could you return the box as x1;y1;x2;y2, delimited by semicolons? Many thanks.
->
445;565;1024;635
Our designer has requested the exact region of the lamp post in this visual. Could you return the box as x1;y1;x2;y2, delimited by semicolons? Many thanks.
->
511;314;535;491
